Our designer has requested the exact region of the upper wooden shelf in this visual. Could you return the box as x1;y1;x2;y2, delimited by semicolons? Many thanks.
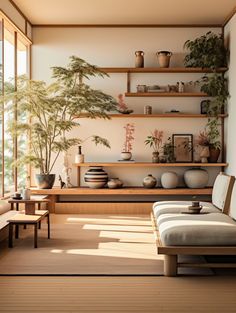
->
31;187;213;196
77;113;228;119
74;162;228;167
125;92;208;97
99;67;228;73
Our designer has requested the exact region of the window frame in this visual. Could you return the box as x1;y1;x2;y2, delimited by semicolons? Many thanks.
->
0;12;32;197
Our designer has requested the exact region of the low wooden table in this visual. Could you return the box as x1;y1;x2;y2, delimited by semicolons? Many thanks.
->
7;210;50;248
8;197;50;212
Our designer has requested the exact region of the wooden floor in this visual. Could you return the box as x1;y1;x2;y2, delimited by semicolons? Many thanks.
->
1;276;236;312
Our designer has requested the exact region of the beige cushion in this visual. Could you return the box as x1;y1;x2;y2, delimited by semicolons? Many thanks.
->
153;201;220;218
228;184;236;220
212;173;235;212
157;213;236;246
0;211;18;229
0;200;11;215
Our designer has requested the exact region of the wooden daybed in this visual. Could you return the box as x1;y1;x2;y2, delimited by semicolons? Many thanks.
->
151;173;236;276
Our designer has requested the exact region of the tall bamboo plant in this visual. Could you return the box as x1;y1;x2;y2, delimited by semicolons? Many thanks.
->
2;56;117;176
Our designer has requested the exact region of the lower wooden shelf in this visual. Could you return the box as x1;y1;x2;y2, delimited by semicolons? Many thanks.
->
31;187;213;196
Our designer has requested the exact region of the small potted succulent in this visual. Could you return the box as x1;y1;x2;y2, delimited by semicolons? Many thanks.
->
145;129;164;163
120;123;135;161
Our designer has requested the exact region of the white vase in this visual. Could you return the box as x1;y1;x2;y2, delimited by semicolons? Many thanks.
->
120;151;132;161
22;188;31;200
184;168;209;188
75;154;84;163
161;172;178;189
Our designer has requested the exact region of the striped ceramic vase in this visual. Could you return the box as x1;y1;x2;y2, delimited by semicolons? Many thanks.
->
84;166;108;189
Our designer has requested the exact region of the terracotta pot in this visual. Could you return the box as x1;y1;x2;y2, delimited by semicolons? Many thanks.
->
135;51;144;68
208;147;221;163
156;51;172;68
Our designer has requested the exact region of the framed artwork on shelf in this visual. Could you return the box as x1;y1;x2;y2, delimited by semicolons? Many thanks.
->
172;134;193;162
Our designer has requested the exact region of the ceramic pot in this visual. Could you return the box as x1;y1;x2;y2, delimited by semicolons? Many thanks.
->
84;166;108;189
120;151;132;161
22;188;31;200
108;178;123;189
200;146;210;163
143;174;157;189
161;172;178;189
157;51;172;68
152;151;159;163
35;174;56;189
184;168;209;188
208;146;220;163
135;51;144;68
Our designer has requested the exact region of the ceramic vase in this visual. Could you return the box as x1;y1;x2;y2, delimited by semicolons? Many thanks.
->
184;168;209;188
84;166;108;189
135;51;144;68
108;178;123;189
22;188;31;200
161;172;178;189
75;145;84;163
156;51;172;68
120;151;132;161
200;146;210;163
152;152;159;163
143;174;157;188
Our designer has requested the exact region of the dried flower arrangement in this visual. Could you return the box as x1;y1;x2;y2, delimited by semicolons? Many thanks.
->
145;129;164;153
123;123;135;152
117;94;133;114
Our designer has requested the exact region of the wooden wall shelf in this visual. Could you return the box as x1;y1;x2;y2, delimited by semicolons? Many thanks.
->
77;113;228;119
31;187;213;196
74;162;228;167
125;92;208;97
100;67;228;74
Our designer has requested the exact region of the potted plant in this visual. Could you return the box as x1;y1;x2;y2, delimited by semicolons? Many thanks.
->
184;31;227;69
120;123;135;161
145;129;164;163
161;137;175;163
196;122;221;163
3;56;117;189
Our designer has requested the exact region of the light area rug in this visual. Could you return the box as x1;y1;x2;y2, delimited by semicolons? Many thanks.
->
0;214;212;275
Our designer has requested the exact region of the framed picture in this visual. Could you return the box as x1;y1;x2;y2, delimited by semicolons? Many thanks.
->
172;134;193;163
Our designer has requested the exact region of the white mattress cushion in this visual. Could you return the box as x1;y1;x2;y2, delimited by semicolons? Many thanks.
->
157;213;236;246
0;200;11;215
153;201;220;218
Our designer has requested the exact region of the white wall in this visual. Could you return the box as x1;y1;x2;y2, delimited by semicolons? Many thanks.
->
224;14;236;176
32;26;222;187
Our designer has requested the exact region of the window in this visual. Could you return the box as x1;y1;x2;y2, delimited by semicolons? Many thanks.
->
0;15;31;197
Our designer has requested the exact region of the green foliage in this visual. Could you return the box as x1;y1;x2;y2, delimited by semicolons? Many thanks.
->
199;73;229;116
205;119;221;150
1;56;118;175
162;137;175;163
184;31;227;69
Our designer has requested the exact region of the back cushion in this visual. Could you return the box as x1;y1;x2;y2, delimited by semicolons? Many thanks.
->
212;173;235;212
228;184;236;220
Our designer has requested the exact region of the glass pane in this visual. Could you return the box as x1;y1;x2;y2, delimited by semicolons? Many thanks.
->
17;37;28;189
0;20;2;195
4;26;15;194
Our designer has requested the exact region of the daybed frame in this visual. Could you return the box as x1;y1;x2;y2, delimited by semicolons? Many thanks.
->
151;212;236;276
